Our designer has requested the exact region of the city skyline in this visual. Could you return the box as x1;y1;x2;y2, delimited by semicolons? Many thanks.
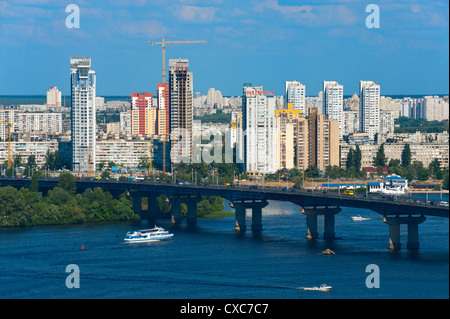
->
0;1;448;97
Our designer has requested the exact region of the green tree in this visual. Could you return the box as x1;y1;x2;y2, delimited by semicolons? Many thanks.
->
325;165;343;179
25;155;36;176
58;171;76;195
197;199;212;217
346;148;355;170
443;170;449;190
355;145;362;171
30;174;39;193
388;158;401;168
13;154;22;168
44;150;63;170
47;187;73;206
0;186;22;219
401;143;411;168
101;171;111;179
417;168;429;181
373;143;387;167
293;176;304;189
428;158;441;179
305;165;319;178
388;158;401;175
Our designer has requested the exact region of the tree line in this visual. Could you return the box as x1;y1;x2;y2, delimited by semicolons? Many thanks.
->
395;116;449;133
0;171;229;228
0;172;139;227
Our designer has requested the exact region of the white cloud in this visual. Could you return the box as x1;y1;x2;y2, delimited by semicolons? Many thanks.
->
119;19;167;38
257;0;357;27
175;5;220;23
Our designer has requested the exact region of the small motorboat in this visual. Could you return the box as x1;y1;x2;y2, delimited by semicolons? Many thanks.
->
124;226;173;243
351;215;372;221
318;284;332;292
299;284;332;292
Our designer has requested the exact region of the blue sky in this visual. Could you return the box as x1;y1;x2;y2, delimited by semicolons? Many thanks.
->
0;0;448;97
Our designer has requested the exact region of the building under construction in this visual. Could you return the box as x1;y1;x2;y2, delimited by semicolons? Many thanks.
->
169;58;193;166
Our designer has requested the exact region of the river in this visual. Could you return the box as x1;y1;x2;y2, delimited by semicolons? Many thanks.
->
0;194;448;300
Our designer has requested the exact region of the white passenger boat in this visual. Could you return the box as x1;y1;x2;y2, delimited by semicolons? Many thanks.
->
124;226;173;243
351;215;372;221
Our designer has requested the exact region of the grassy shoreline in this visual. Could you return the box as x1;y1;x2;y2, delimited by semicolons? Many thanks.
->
200;211;235;219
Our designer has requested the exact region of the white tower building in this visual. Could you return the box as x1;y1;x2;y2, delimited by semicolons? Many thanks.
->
46;86;62;108
285;81;306;114
70;57;96;173
359;80;380;140
243;85;278;175
323;81;344;138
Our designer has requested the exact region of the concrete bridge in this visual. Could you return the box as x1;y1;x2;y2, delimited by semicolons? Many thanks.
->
1;177;448;250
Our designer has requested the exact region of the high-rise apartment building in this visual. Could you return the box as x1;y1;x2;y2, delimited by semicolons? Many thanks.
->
130;93;156;136
0;109;15;142
206;88;224;108
422;96;449;121
243;85;277;175
46;86;62;108
169;59;193;164
380;110;395;134
359;80;380;140
275;107;309;171
285;81;306;114
70;57;96;173
323;81;343;138
308;107;339;172
275;113;295;170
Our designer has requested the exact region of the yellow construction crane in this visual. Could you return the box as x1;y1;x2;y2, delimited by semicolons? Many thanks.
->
148;37;207;172
88;151;93;178
148;36;207;84
1;121;12;169
148;140;157;173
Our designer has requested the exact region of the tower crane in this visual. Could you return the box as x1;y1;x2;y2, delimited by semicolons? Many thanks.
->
148;36;207;84
1;121;12;169
148;37;207;172
148;140;157;173
88;151;94;178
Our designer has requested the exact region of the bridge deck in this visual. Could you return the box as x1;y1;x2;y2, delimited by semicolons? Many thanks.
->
0;178;448;218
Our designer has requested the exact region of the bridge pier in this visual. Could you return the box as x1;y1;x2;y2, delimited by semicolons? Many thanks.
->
131;192;142;216
382;215;426;250
186;197;202;226
301;207;342;240
145;193;159;220
305;214;318;240
169;196;202;225
232;200;268;232
170;197;182;225
234;203;246;232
